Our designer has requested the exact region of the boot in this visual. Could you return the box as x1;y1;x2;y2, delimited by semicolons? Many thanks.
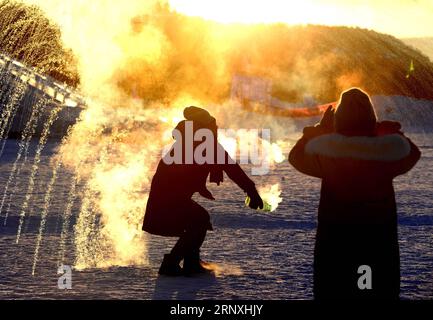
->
158;254;183;276
183;252;213;276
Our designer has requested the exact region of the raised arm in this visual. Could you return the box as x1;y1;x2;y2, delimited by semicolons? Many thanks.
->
289;132;323;178
289;106;335;178
217;144;264;210
376;121;421;177
385;136;421;177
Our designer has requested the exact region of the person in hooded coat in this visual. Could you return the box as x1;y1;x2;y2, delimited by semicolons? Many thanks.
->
143;106;264;276
289;88;421;299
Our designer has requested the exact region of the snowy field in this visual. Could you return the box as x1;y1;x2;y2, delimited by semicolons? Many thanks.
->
0;130;431;300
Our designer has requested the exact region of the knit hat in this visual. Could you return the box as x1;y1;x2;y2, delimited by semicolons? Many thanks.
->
334;88;378;136
173;106;217;138
184;106;217;128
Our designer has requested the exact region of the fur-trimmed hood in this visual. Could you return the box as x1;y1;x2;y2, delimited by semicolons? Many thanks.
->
305;134;411;162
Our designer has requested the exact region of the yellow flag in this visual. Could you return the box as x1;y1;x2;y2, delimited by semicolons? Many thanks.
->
406;60;415;79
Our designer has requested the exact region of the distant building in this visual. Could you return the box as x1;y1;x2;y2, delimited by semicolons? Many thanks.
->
231;74;319;112
231;74;272;105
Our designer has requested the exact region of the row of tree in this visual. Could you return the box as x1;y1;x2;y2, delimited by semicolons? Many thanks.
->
0;0;79;87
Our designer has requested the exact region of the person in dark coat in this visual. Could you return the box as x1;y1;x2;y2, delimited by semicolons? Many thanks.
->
143;106;264;276
289;88;421;299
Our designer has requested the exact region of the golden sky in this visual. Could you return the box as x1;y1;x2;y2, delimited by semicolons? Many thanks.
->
25;0;433;38
20;0;433;103
169;0;433;38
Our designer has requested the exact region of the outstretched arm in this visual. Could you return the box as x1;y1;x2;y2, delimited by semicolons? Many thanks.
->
218;145;264;210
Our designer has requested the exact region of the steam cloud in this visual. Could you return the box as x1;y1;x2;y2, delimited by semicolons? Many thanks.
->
22;0;367;269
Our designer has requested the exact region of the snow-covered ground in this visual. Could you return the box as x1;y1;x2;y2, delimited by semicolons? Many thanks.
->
0;126;431;300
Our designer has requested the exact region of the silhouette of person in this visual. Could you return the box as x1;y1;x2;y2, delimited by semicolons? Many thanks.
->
289;88;421;299
143;106;264;276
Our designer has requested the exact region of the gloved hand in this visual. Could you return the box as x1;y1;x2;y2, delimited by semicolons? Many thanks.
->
376;121;403;136
302;106;335;139
319;105;335;132
247;188;264;210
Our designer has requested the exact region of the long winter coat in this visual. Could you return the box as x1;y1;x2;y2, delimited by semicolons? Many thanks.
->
143;143;256;237
289;128;421;299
